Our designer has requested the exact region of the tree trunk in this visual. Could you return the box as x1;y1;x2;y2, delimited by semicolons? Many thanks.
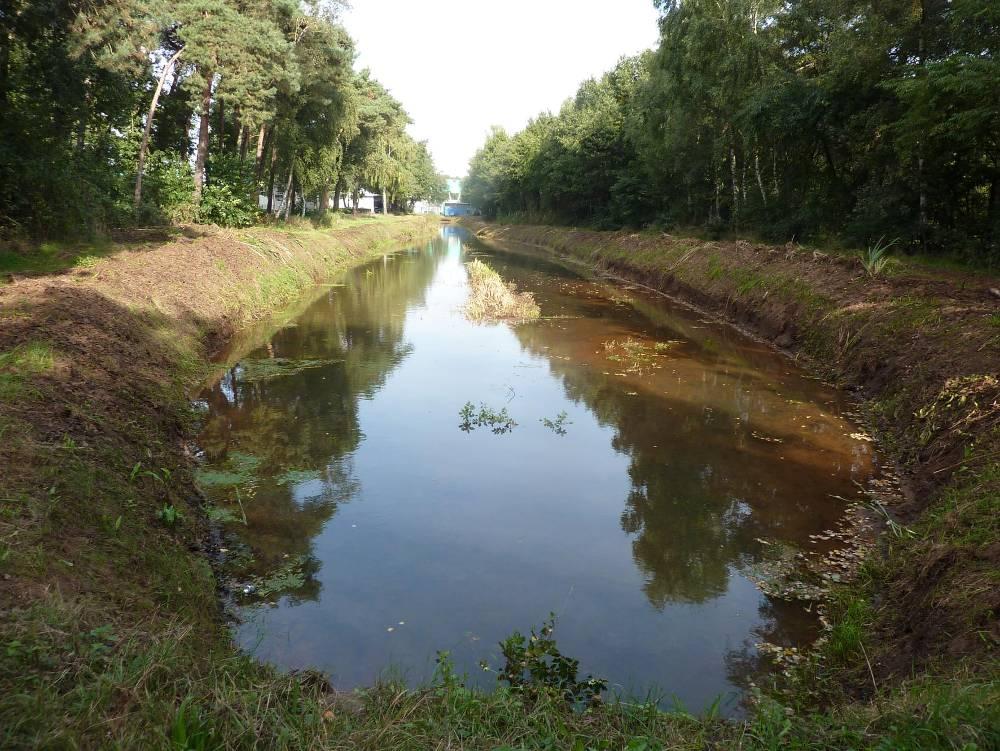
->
352;187;359;215
217;92;225;152
282;169;294;220
730;146;739;225
254;125;267;180
266;150;277;214
754;150;767;206
319;185;329;216
382;189;388;215
238;125;249;161
134;47;183;208
917;0;928;249
333;180;342;214
193;71;213;201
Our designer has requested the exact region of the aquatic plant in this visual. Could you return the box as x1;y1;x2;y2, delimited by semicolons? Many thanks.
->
459;401;517;434
464;260;540;322
541;411;572;436
237;357;338;382
480;614;607;706
194;451;261;489
248;555;312;599
603;337;674;375
275;468;322;486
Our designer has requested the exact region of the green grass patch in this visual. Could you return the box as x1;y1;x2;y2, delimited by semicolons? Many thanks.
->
0;240;113;276
0;341;56;400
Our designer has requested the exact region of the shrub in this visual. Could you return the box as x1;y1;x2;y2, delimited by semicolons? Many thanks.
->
196;183;257;228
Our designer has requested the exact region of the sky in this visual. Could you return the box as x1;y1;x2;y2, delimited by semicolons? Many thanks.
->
342;1;661;178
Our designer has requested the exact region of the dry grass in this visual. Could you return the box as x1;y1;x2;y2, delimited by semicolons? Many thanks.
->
464;259;540;322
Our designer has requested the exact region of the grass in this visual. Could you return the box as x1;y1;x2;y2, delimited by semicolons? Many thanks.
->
0;240;114;277
464;259;541;322
0;341;56;400
3;213;998;749
859;236;898;278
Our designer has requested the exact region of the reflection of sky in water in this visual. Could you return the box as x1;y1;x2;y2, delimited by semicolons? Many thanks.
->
197;227;873;715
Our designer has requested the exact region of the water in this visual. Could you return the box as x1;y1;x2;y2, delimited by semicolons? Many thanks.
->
196;226;874;712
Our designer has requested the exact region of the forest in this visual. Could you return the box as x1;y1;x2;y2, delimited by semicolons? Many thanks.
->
464;0;1000;265
0;0;446;239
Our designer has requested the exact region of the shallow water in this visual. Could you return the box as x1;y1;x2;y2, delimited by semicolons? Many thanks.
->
196;226;873;712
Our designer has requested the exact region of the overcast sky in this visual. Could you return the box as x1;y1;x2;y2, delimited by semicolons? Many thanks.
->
342;1;660;177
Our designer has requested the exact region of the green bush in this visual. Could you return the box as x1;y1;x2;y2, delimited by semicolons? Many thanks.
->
196;154;258;228
196;183;257;228
146;153;196;224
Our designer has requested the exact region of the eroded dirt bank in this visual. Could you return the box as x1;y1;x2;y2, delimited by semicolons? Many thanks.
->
0;215;438;745
462;219;999;682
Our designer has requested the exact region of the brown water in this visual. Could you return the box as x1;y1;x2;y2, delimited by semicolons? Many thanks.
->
195;225;874;712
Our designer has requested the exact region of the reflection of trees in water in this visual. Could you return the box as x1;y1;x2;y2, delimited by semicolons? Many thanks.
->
722;595;821;699
513;315;845;610
198;246;444;601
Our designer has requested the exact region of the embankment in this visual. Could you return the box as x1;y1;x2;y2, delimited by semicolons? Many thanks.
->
463;219;999;684
0;215;438;746
0;213;995;748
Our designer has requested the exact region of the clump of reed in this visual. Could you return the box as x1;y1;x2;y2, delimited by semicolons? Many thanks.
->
464;259;540;322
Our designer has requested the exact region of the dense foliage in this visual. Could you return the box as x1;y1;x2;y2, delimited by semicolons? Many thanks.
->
465;0;1000;264
0;0;445;237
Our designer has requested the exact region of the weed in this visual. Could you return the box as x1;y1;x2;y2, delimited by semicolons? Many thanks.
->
194;452;260;489
481;614;608;706
169;698;220;751
73;254;100;269
464;259;541;322
158;504;183;528
247;555;310;599
603;337;672;375
860;236;898;278
0;341;55;400
541;411;572;435
203;505;241;524
237;357;336;382
827;597;872;664
459;402;517;434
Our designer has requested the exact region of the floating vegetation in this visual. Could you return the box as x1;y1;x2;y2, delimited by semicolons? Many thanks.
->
203;504;242;524
746;541;826;601
194;451;260;489
601;337;678;375
459;402;517;434
751;430;784;444
237;357;338;382
541;411;572;436
276;468;322;486
246;555;312;599
464;260;540;322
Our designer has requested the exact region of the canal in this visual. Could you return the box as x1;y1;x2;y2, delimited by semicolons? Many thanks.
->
195;225;874;713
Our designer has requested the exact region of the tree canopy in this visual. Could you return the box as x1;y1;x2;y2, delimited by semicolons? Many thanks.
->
0;0;445;236
465;0;999;264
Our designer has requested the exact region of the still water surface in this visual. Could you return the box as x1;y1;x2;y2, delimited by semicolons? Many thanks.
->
196;226;873;712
